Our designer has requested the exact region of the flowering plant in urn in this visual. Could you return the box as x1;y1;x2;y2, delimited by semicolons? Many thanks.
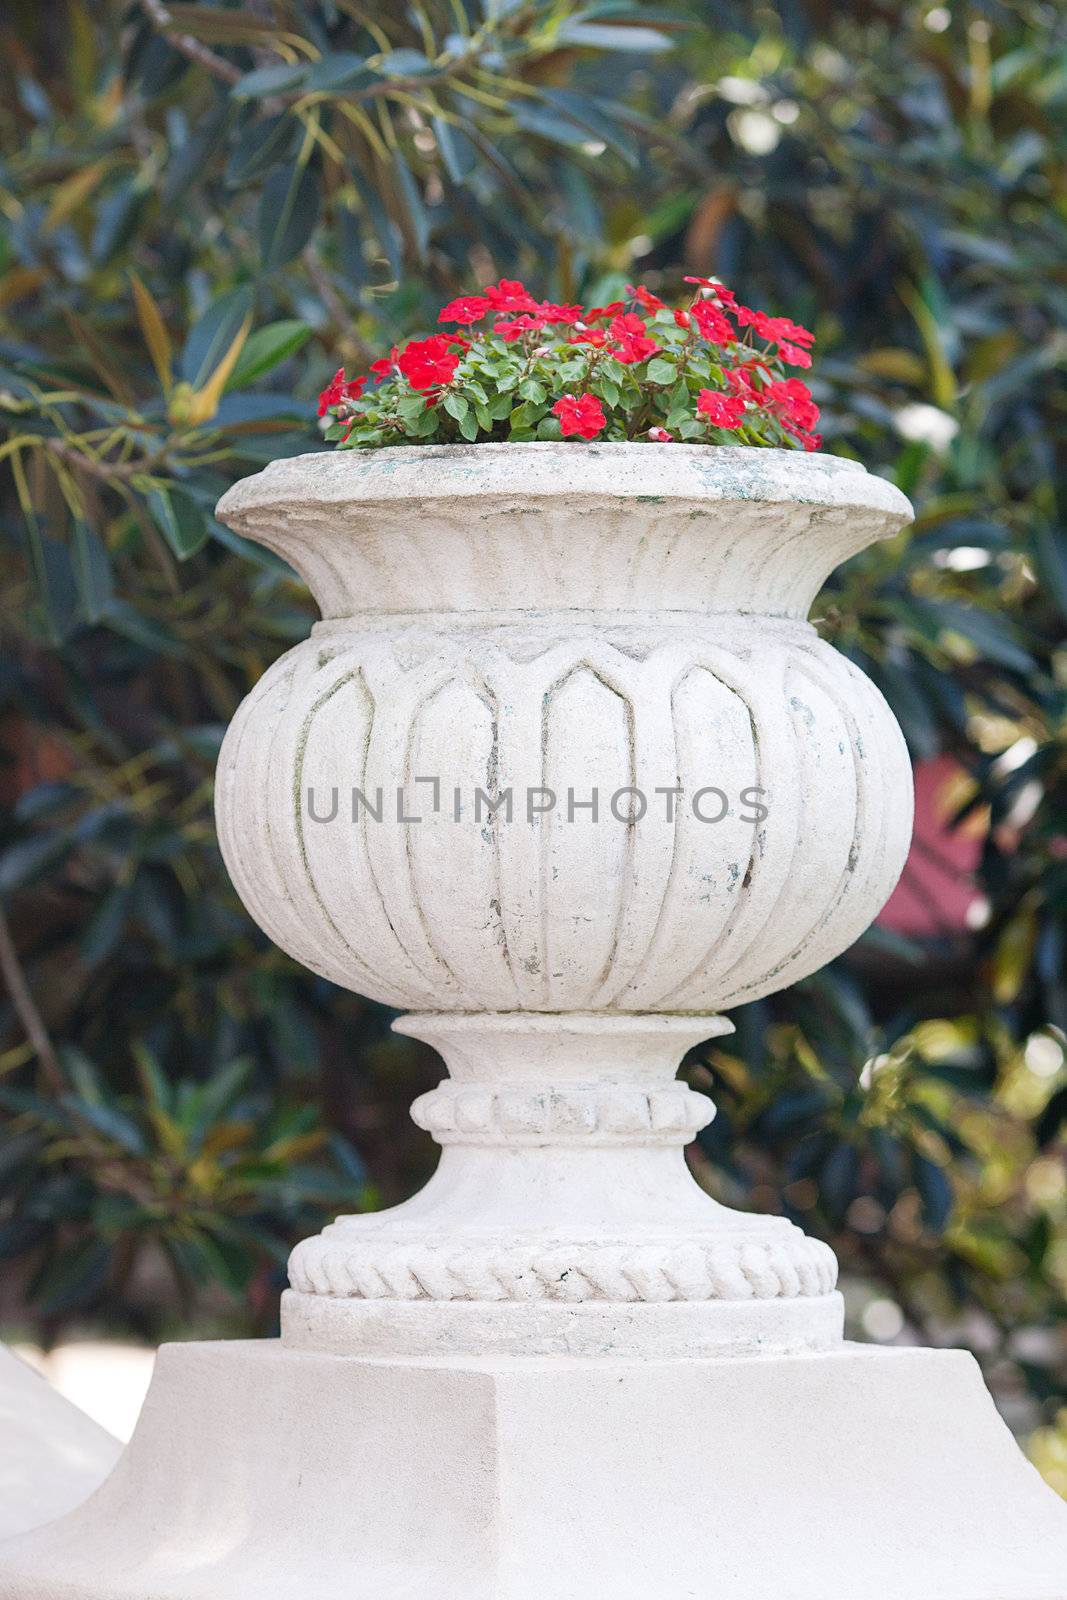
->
317;275;822;451
211;277;912;1363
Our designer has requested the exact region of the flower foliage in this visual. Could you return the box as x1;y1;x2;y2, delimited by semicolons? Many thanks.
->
318;279;821;452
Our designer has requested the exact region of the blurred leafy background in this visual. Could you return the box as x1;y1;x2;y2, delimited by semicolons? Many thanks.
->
1;0;1066;1483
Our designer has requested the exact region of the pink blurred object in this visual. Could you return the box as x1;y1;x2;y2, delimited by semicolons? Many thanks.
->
878;755;986;939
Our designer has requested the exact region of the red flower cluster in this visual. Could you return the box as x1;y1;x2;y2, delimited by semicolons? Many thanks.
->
437;283;667;367
317;274;822;452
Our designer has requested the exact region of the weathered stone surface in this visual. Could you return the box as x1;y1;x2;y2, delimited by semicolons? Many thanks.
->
0;1345;118;1540
2;1338;1066;1599
212;445;911;1347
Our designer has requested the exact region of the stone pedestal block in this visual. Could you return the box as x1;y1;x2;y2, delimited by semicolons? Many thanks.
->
1;1338;1064;1599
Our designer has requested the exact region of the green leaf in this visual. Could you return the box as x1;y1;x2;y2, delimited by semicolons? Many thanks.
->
0;833;71;895
411;407;439;437
1033;522;1067;622
259;159;321;272
181;287;254;387
532;89;639;168
232;63;308;99
432;117;476;182
31;1240;110;1316
225;113;301;186
443;392;469;421
511;102;592;153
391;152;430;260
913;1155;954;1233
374;49;434;77
457;408;479;441
228;321;311;388
518;378;547;404
62;1094;147;1155
352;164;401;278
146;486;209;560
91;176;148;266
554;22;674;52
306;53;372;92
398;393;427;423
646;357;676;384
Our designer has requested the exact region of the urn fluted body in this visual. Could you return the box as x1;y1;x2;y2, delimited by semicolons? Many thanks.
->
214;443;913;1359
216;444;913;1015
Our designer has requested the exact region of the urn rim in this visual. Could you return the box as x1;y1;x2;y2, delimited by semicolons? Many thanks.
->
217;440;913;528
214;441;913;622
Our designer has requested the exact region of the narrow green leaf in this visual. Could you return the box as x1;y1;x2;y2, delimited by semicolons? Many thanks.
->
71;519;113;623
259;159;321;272
232;63;307;99
146;486;209;560
228;320;311;388
306;53;372;92
181;287;254;387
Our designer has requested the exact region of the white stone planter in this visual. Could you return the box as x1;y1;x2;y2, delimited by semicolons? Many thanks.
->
211;443;912;1360
3;443;1065;1598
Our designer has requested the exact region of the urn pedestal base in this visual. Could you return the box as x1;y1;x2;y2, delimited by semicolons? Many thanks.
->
2;1338;1066;1600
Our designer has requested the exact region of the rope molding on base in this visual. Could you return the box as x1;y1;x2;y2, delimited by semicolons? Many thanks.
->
288;1232;838;1303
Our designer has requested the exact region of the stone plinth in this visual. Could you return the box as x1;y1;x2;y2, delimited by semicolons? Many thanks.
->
1;1339;1065;1598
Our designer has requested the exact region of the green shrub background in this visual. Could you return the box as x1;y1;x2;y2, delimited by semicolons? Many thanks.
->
1;0;1065;1487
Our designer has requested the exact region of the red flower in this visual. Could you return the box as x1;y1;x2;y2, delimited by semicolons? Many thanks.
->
613;334;659;365
685;277;738;309
369;346;399;378
724;365;759;398
690;300;734;346
697;389;746;430
317;367;365;417
438;295;491;325
552;392;607;440
398;336;460;391
537;301;584;324
763;377;820;432
483;278;538;312
568;326;609;348
737;306;815;364
494;314;547;341
609;312;646;339
778;341;812;369
584;300;625;323
627;284;665;312
648;426;673;443
608;312;658;365
673;308;691;330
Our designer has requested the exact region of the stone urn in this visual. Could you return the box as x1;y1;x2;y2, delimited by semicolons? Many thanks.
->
4;443;1066;1600
213;442;912;1359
